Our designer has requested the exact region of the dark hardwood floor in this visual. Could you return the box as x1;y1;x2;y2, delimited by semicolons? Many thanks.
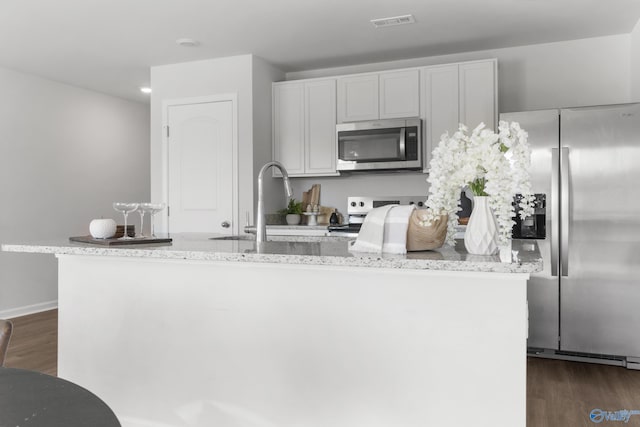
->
5;309;640;426
527;357;640;426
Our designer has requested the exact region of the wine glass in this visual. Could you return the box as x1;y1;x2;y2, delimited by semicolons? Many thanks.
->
139;203;165;238
135;205;147;238
113;202;139;240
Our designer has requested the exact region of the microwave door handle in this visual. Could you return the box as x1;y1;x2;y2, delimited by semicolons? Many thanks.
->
399;129;406;160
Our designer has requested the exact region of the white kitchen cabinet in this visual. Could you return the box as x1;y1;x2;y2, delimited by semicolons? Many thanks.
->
273;59;496;175
305;80;337;175
459;60;497;133
421;59;497;172
422;64;459;171
273;79;338;177
379;69;420;119
337;69;419;123
273;82;305;175
337;74;379;123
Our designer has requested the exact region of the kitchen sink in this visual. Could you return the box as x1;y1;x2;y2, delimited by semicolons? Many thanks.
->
209;235;352;243
209;235;255;241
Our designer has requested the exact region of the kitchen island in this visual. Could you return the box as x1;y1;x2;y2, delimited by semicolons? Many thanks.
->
2;234;541;427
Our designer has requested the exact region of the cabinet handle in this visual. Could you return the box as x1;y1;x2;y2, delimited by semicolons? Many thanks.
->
221;221;230;228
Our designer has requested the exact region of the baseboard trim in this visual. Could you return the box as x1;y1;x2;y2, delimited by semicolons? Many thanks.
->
528;347;627;368
0;300;58;319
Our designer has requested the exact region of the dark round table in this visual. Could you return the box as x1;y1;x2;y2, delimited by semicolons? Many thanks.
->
0;367;121;426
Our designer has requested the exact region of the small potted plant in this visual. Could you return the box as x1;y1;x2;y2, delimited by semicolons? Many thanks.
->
279;198;303;225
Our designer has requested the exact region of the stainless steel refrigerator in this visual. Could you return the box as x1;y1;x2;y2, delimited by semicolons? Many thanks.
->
501;103;640;368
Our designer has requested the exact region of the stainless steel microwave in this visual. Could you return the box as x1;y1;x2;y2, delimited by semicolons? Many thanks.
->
336;118;422;172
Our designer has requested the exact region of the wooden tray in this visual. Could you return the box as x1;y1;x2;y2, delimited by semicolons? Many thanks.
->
69;235;172;246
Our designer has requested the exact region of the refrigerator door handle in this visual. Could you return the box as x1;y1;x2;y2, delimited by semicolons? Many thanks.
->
560;147;570;276
551;148;560;277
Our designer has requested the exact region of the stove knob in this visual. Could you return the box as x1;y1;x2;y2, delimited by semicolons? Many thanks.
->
350;201;356;207
418;201;424;207
359;201;365;207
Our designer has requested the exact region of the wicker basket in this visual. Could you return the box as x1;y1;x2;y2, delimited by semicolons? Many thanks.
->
406;211;448;252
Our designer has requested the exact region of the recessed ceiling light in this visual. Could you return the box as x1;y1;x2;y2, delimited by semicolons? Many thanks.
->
176;38;199;47
370;14;416;28
140;87;152;94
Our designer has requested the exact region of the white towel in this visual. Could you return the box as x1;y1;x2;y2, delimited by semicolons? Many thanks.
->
349;204;416;254
382;204;415;254
349;205;395;253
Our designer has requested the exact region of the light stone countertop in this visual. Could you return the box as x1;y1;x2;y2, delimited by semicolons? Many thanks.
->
1;233;542;274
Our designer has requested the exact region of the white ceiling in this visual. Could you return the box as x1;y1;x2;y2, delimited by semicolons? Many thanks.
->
2;0;640;103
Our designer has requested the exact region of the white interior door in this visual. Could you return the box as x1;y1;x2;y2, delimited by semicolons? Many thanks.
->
167;100;234;234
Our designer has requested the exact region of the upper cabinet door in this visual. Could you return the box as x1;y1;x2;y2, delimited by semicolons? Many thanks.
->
379;69;420;119
272;79;339;177
459;59;497;131
421;64;459;171
337;74;379;123
273;83;305;175
305;79;337;175
420;59;497;172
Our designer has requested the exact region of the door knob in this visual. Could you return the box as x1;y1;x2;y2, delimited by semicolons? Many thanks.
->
221;221;230;228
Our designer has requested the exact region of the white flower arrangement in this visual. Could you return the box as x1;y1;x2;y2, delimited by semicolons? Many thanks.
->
425;121;536;246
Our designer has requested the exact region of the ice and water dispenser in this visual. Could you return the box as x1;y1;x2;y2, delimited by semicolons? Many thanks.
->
512;193;546;239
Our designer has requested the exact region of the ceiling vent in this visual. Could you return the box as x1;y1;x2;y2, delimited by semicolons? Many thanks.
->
370;14;415;28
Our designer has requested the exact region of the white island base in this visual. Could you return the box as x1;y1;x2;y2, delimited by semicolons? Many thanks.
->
56;254;527;427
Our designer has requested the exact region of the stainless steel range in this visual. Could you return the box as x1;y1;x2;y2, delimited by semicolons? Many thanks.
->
327;195;426;237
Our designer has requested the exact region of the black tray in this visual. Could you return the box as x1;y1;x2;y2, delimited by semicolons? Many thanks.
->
69;235;172;246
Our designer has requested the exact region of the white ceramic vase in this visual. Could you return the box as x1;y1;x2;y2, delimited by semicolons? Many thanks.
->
464;196;499;255
285;214;301;225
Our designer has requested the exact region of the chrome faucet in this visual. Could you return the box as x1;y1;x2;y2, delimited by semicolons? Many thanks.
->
256;161;293;244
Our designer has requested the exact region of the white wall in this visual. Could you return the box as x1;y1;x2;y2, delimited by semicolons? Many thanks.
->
0;66;150;317
252;57;286;215
632;19;640;101
286;35;632;213
150;54;287;228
